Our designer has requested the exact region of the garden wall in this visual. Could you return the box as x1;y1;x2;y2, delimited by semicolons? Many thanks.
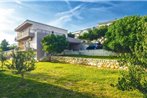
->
51;56;127;70
63;49;117;56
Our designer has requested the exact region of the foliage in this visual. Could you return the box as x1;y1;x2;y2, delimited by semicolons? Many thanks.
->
0;51;7;70
7;49;35;79
103;16;144;52
68;32;75;38
9;44;17;50
41;34;69;54
117;66;147;93
104;16;147;93
0;39;9;51
78;26;108;41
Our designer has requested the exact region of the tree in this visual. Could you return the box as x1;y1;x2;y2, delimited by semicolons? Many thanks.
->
68;33;75;38
104;16;147;93
78;26;108;41
103;16;143;52
78;29;95;40
0;39;9;51
7;49;35;80
9;44;17;50
41;34;68;54
96;26;108;38
0;51;7;70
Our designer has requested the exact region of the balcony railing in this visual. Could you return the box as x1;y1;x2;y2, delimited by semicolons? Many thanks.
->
16;31;34;41
15;28;67;41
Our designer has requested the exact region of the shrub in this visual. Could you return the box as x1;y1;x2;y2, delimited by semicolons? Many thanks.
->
0;51;7;70
7;49;36;80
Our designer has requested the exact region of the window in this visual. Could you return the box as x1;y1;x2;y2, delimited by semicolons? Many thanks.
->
51;31;54;34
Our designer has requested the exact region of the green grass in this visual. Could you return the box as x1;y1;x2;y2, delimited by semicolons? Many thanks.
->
61;55;118;59
0;62;144;98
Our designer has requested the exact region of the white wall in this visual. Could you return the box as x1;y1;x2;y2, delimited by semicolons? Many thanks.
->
64;49;117;56
30;21;68;36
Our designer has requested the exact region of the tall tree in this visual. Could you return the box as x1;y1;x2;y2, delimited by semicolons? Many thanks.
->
103;16;142;52
68;33;75;38
104;16;147;93
0;39;9;51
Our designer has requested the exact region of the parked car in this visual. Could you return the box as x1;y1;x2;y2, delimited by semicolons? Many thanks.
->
86;42;103;50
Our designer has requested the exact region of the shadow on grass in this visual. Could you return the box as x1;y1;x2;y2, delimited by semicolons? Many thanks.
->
0;72;96;98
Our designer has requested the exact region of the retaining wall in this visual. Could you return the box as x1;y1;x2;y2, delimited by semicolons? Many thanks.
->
51;56;127;70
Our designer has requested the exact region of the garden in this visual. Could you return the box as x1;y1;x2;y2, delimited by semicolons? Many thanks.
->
0;16;147;98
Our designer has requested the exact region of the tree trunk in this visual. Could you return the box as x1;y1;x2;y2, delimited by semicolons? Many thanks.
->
1;62;4;70
20;73;25;85
21;73;24;80
48;54;52;62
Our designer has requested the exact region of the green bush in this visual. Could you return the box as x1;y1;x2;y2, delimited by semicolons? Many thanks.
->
7;49;36;80
0;51;7;70
117;66;145;91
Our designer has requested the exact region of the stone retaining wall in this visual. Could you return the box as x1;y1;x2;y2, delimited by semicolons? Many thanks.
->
51;56;127;70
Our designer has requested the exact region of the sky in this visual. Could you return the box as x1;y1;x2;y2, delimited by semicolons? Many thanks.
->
0;0;147;44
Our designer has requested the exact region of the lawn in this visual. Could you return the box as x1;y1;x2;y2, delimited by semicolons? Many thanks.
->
0;62;144;98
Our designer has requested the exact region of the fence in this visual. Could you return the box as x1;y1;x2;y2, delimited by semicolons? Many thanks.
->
63;49;117;56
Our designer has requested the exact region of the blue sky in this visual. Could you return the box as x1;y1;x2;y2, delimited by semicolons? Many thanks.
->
0;0;147;44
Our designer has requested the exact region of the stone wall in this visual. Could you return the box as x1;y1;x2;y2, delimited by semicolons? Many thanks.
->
51;56;127;70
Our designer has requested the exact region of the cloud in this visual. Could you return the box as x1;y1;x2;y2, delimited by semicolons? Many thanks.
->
0;8;15;32
0;8;23;44
14;0;22;4
48;5;84;28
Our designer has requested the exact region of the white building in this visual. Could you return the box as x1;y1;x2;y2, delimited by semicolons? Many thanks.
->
72;20;115;39
15;20;81;60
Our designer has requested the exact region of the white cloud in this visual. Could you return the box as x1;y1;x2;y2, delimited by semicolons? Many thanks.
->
14;0;22;4
0;8;23;44
0;9;15;32
48;5;84;28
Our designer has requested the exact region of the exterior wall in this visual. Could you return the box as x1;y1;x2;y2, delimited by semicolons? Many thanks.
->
29;31;37;49
17;26;31;38
18;41;25;50
36;32;48;60
69;43;82;51
29;22;68;36
63;49;117;56
17;34;37;51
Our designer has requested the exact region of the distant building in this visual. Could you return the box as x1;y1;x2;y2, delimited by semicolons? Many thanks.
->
98;20;115;27
72;27;91;38
72;20;116;39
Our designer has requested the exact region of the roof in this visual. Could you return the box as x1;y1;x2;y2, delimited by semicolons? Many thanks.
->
71;26;95;34
67;37;81;44
15;20;68;32
98;20;116;25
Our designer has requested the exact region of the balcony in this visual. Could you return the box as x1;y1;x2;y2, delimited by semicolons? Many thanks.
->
15;31;34;41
